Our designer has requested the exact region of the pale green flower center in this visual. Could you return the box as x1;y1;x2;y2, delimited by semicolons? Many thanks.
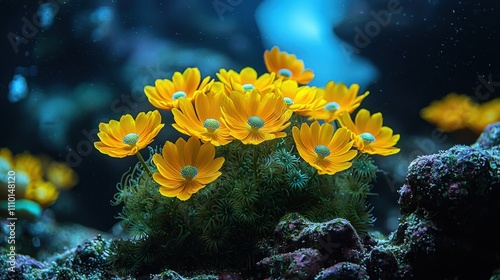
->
325;102;340;111
203;118;220;130
172;91;187;100
242;84;254;91
360;132;376;143
247;116;264;129
284;97;294;105
181;165;198;179
278;68;292;78
314;145;331;158
123;133;140;145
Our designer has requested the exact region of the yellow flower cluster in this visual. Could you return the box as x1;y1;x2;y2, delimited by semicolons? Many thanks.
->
421;93;500;133
94;46;400;200
0;148;78;208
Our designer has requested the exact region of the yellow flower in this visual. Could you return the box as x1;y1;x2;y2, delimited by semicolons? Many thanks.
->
420;93;478;132
13;152;44;193
144;67;212;110
216;67;275;95
152;137;225;201
276;80;326;117
25;180;59;207
467;98;500;133
172;91;234;146
46;161;79;190
0;149;70;209
211;81;225;94
220;89;293;145
292;122;357;175
308;81;369;122
94;110;165;158
264;46;314;84
338;109;400;156
0;149;40;199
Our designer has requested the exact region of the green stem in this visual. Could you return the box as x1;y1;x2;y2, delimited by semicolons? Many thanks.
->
136;152;153;178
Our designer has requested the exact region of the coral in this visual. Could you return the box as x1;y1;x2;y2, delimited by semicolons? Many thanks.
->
258;213;365;269
389;122;500;279
0;229;224;280
0;212;108;262
0;235;112;280
398;145;499;230
363;247;398;280
256;248;323;279
472;121;500;149
314;262;368;280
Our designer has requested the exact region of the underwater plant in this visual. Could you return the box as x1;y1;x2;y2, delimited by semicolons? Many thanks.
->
94;46;400;276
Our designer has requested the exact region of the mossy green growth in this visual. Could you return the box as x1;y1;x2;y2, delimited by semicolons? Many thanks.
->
108;136;378;276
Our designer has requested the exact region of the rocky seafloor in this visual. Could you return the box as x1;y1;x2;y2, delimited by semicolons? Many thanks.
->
2;123;500;280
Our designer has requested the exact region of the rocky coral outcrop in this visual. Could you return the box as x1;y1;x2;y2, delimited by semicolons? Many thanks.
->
391;122;500;279
255;213;369;279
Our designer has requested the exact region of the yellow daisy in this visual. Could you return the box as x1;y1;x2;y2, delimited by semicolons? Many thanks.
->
420;93;478;132
144;67;213;110
0;150;42;200
264;46;314;84
338;109;400;156
276;79;326;117
467;98;500;133
216;67;275;95
220;89;293;145
46;161;79;190
172;91;234;146
14;152;44;192
292;122;357;175
94;110;165;158
25;180;59;207
1;149;73;209
152;137;225;201
309;81;369;122
211;81;225;94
